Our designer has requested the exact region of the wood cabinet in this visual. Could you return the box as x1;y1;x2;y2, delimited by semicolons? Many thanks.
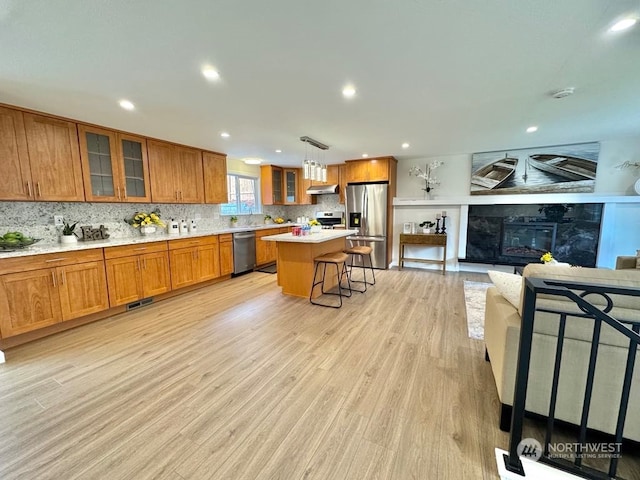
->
148;140;204;203
79;125;152;203
260;165;283;205
22;113;85;201
104;242;171;307
168;236;220;289
0;106;32;200
283;168;298;205
219;234;234;275
0;250;108;337
255;228;281;266
338;164;347;204
203;151;228;204
345;157;397;183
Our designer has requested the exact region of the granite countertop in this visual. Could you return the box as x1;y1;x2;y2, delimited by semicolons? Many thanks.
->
0;223;296;259
261;229;357;244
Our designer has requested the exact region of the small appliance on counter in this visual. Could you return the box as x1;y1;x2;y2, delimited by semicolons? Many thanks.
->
315;211;345;229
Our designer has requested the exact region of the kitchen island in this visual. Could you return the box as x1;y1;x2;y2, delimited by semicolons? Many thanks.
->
261;229;356;298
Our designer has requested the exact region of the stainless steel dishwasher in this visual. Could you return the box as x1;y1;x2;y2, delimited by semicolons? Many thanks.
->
233;231;256;275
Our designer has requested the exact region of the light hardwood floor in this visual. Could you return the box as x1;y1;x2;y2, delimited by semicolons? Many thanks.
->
0;268;636;479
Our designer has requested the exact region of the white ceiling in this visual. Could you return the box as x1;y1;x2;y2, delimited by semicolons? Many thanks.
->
1;0;639;166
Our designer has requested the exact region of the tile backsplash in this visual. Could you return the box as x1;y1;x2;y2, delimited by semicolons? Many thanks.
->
0;195;344;244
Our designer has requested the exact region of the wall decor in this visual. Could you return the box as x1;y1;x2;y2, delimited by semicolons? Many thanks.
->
470;142;600;195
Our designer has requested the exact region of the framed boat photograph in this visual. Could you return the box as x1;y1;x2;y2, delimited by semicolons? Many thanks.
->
470;142;600;195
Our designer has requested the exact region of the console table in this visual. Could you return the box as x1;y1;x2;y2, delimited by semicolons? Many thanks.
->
399;233;447;275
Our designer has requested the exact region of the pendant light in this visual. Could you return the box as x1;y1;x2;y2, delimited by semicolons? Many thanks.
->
300;136;329;181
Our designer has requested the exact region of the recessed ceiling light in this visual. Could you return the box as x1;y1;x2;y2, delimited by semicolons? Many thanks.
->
362;153;369;158
202;65;220;81
401;142;410;149
275;149;282;153
610;18;637;32
243;158;262;165
526;126;538;133
220;132;230;138
119;99;135;111
342;85;356;98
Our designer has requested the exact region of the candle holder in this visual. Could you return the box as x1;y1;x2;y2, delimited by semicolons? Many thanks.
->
435;217;441;234
441;214;447;235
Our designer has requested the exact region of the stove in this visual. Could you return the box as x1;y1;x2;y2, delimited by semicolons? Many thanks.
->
315;211;344;229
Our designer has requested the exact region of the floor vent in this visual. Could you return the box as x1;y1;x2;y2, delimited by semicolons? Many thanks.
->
126;297;153;311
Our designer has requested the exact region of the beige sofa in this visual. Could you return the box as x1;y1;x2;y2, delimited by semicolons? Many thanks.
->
484;264;640;440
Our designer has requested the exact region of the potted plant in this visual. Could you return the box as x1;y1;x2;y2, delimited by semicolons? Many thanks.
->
419;220;435;234
230;216;238;227
264;214;272;224
60;221;78;244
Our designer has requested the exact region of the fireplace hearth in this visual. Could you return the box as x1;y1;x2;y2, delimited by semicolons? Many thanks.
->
463;203;603;267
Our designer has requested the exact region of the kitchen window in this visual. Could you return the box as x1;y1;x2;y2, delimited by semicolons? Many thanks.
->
220;174;261;215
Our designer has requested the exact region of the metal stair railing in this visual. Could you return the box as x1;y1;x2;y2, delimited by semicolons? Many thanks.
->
504;277;640;479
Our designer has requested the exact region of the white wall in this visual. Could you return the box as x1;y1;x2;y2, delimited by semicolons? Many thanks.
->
393;136;640;271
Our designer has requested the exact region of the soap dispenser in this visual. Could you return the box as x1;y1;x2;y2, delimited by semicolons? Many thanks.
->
169;218;180;235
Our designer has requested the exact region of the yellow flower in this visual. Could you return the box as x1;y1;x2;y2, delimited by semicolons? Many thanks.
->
540;252;553;263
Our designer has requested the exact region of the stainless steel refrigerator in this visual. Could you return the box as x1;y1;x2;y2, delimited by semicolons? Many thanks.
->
345;182;389;269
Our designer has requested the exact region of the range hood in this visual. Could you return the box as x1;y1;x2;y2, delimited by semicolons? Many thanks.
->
306;184;339;195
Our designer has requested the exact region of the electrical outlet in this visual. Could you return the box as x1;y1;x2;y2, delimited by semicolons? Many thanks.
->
54;215;64;226
194;213;202;220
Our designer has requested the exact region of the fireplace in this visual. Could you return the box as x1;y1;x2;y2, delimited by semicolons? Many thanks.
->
464;203;603;267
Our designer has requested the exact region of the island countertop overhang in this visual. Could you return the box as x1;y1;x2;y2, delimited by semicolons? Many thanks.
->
261;230;357;244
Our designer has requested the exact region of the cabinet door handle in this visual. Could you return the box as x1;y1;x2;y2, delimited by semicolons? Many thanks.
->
175;191;179;201
60;270;66;285
179;191;184;201
45;257;68;263
117;186;121;200
136;258;141;271
27;181;33;197
143;258;147;270
51;271;57;287
37;182;42;197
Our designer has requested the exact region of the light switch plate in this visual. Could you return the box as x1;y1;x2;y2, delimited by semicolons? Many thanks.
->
54;215;64;226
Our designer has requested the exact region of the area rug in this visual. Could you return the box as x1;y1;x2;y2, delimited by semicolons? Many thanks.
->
256;263;277;274
463;281;492;340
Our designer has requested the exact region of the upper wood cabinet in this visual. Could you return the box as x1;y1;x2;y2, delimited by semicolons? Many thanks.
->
79;124;152;203
260;165;283;205
0;106;32;201
297;170;315;206
23;113;85;201
338;164;347;204
345;157;397;183
148;140;204;203
203;151;228;204
283;168;298;205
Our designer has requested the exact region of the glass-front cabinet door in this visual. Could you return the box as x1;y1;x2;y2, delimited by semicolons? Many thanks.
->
79;125;120;202
79;126;151;203
271;167;283;204
284;168;297;204
119;133;151;202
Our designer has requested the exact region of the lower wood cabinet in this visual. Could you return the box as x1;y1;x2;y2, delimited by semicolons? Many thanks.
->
255;227;290;266
104;242;171;307
219;234;233;275
0;250;108;338
168;236;220;290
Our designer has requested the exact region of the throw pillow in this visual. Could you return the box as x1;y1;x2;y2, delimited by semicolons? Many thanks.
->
487;270;522;309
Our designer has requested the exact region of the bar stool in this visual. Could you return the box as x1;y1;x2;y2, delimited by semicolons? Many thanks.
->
344;245;375;293
309;252;352;308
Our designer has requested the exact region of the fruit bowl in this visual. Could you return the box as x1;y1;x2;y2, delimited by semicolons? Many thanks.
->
0;237;42;249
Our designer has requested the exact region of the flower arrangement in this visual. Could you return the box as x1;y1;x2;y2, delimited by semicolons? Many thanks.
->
308;219;320;226
540;252;554;263
125;209;165;228
409;160;444;193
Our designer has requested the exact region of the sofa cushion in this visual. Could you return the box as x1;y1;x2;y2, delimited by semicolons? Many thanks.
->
487;270;522;309
521;264;640;348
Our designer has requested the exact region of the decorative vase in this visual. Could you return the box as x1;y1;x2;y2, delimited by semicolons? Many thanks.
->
423;228;432;234
60;235;77;244
140;225;156;235
230;221;238;228
544;259;558;265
